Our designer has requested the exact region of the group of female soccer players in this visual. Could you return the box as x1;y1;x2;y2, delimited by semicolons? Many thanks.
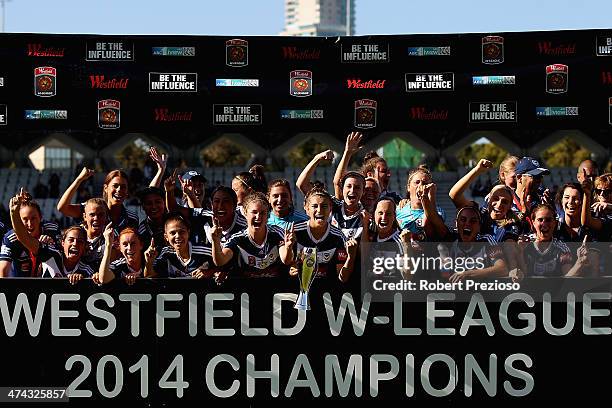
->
1;134;611;285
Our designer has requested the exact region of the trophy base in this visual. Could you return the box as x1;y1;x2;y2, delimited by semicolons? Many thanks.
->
294;291;310;310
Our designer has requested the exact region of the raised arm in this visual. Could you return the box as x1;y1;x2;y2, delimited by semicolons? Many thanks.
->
296;150;334;195
210;218;234;267
148;147;168;188
333;132;363;199
564;236;590;277
449;159;493;208
421;183;448;240
143;238;158;278
279;224;295;266
580;171;603;231
9;190;40;255
97;223;116;284
164;169;187;216
57;167;94;218
179;177;202;209
338;239;358;283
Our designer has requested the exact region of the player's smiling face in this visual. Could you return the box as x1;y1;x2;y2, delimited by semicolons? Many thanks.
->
120;232;143;263
561;186;581;219
533;208;556;241
142;194;165;221
362;179;380;212
104;176;128;205
212;191;235;224
84;202;108;236
62;229;86;261
305;195;331;228
164;220;189;251
269;186;291;217
246;201;268;231
456;207;480;242
488;189;511;220
375;200;395;235
343;177;364;207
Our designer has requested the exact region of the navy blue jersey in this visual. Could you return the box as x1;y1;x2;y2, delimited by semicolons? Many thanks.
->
555;220;590;243
293;221;347;279
479;206;522;242
0;221;61;277
109;257;143;279
188;208;214;245
154;243;213;278
189;209;247;246
81;234;105;269
437;231;505;279
224;225;288;278
138;217;165;252
0;221;6;239
38;245;95;278
522;239;573;277
331;197;364;240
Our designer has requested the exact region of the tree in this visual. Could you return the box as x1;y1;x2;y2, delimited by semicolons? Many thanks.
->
201;138;252;167
541;138;591;168
457;142;508;167
287;139;332;167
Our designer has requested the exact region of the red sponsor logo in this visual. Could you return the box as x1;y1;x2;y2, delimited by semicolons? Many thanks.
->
602;71;612;85
89;75;129;89
153;108;193;122
537;41;576;56
346;79;386;89
409;107;449;120
27;44;65;57
281;46;321;60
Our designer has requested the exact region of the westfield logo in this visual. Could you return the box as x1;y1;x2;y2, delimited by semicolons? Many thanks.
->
537;41;576;56
89;75;129;89
154;108;193;121
281;46;321;60
346;79;386;89
409;107;449;120
27;44;65;57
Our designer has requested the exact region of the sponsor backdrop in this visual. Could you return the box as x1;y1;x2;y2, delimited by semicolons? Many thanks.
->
1;30;612;406
1;30;612;150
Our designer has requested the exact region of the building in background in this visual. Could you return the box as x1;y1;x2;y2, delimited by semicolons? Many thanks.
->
280;0;355;36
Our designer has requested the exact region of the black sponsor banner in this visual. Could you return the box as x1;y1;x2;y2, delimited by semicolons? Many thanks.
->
0;279;611;405
1;29;612;164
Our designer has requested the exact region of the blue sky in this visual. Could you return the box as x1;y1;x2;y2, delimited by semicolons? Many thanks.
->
3;0;612;35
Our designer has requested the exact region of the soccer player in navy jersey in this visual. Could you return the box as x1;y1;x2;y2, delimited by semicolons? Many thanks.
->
366;197;412;279
58;168;139;234
7;191;91;281
212;192;294;278
517;204;589;278
1;190;60;277
96;224;146;285
291;186;358;283
145;213;219;279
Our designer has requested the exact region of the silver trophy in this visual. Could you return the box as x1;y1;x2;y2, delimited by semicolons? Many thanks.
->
295;247;318;310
